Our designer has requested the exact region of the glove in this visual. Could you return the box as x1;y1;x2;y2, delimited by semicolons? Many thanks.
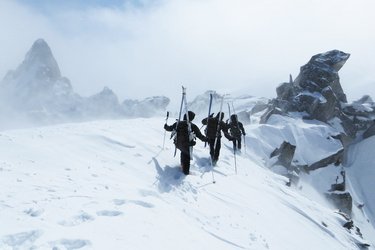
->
243;132;246;136
164;124;168;130
190;140;196;146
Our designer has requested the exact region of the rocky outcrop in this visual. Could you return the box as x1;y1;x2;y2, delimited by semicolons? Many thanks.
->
325;169;352;216
270;141;304;186
270;141;296;170
84;87;123;118
122;96;170;118
308;149;344;171
326;192;352;215
329;170;346;192
261;50;375;149
363;121;375;139
261;50;350;124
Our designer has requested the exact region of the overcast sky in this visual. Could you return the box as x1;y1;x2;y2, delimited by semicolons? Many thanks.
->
1;0;375;105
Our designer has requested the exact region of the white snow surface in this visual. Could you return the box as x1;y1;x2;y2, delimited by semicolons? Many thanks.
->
0;116;374;249
346;136;375;229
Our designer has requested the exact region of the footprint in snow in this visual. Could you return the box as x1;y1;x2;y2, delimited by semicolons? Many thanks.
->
112;199;154;208
49;239;91;250
58;212;94;227
130;200;154;208
113;199;126;206
96;210;123;216
0;230;42;249
24;208;44;217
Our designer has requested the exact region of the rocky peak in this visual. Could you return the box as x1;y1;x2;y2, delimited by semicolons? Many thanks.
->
262;50;351;124
90;87;119;104
294;50;350;103
310;50;350;71
14;38;61;81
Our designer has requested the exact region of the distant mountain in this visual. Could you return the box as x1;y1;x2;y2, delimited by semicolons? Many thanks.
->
0;39;78;111
187;90;269;124
84;87;123;118
0;39;169;129
122;96;170;118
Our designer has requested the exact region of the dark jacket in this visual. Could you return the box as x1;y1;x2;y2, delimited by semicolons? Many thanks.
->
201;112;233;140
228;114;245;138
164;112;206;152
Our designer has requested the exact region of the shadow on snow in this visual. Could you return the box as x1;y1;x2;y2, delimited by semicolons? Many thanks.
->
151;157;185;193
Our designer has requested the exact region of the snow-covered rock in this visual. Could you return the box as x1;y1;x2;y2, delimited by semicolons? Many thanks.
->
187;90;268;124
261;50;375;151
122;96;170;118
84;87;123;118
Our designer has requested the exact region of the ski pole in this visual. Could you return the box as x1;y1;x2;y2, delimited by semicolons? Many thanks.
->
211;165;216;184
243;135;247;154
234;147;237;174
162;111;169;150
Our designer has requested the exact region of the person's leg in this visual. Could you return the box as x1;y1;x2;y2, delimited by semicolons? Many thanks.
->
214;137;221;163
209;139;215;162
181;151;190;175
237;137;242;150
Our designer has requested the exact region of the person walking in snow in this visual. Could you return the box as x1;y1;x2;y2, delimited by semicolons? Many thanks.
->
164;111;207;175
202;112;234;166
227;114;246;153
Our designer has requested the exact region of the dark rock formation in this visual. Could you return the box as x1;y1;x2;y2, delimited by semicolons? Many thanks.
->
308;149;344;171
270;141;296;170
363;121;375;139
262;50;350;124
326;192;352;215
329;170;346;192
261;50;375;150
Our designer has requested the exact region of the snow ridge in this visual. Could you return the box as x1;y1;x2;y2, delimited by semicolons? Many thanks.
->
0;117;373;249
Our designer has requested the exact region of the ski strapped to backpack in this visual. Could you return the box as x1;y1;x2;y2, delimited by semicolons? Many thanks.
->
228;102;237;174
173;87;185;157
213;94;225;150
205;93;213;147
182;86;194;159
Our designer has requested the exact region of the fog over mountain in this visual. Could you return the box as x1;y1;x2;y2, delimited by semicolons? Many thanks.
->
0;39;169;130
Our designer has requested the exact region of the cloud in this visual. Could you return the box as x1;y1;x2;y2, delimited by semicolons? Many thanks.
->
1;0;375;106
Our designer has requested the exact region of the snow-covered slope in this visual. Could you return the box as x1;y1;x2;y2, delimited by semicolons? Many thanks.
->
0;117;372;249
346;136;375;228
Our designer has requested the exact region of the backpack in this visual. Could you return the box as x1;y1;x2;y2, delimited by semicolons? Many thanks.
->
229;122;242;138
205;117;218;139
174;121;195;149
